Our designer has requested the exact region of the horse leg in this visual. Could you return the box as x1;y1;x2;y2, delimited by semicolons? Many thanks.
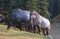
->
7;22;13;30
19;23;22;31
6;25;11;32
46;28;50;36
21;22;26;31
27;24;32;32
36;26;41;34
42;29;46;36
20;23;23;31
13;20;16;30
33;26;36;33
42;28;50;36
13;25;16;30
24;22;27;31
7;25;11;30
23;23;26;31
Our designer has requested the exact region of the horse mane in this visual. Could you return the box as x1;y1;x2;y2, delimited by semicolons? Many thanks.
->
33;11;48;20
32;11;42;18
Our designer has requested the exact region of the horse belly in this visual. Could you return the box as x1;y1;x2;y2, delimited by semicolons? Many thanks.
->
41;20;50;30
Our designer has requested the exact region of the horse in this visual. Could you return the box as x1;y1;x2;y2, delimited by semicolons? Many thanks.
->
30;11;50;36
7;9;32;30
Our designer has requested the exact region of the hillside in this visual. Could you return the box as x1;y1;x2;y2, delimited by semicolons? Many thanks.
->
0;24;50;39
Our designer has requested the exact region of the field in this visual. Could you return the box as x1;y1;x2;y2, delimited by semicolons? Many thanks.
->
0;24;50;39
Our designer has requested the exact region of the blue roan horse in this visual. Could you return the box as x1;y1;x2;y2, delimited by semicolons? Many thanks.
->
7;9;31;30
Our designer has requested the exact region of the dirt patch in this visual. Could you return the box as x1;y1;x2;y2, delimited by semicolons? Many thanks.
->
0;36;40;39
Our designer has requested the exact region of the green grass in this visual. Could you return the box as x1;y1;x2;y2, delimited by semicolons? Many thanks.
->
0;24;50;39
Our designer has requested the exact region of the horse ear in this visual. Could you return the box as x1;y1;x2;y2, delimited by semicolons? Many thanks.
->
30;10;33;13
30;10;33;15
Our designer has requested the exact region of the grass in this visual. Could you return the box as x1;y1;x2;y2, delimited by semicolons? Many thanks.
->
0;24;50;39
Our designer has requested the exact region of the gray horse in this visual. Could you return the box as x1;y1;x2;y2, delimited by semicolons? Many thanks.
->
30;11;50;36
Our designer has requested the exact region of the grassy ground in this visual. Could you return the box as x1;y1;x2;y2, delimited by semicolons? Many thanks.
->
0;24;50;39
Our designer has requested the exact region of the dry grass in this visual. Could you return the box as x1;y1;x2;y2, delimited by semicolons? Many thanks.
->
0;24;50;39
0;36;40;39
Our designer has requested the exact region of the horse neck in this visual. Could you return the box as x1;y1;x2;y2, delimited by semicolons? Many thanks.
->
39;14;49;22
38;14;45;21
